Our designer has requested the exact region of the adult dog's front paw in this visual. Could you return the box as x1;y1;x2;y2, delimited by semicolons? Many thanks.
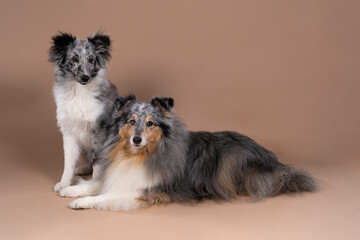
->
54;181;70;192
69;197;94;210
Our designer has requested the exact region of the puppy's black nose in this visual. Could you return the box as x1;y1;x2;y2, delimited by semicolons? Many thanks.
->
80;75;90;82
133;136;142;145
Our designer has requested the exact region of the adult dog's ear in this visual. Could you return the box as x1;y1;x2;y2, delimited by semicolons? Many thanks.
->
151;97;174;113
88;32;111;62
49;32;76;64
114;95;136;113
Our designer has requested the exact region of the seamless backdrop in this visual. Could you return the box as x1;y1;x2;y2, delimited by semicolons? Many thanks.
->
0;1;359;240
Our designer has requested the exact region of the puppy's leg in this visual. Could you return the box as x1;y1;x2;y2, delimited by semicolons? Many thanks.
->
54;135;80;192
59;180;99;198
75;165;93;175
69;194;147;211
75;149;96;175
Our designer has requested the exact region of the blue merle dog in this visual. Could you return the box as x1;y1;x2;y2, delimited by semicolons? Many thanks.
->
49;32;118;195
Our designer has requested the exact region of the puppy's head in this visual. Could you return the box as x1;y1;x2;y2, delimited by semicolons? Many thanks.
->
115;96;174;156
49;32;111;85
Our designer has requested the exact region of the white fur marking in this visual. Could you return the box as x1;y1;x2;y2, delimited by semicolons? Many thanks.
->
59;180;99;198
69;156;159;211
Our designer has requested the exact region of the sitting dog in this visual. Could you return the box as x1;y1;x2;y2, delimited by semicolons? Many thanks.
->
49;32;118;193
62;96;317;211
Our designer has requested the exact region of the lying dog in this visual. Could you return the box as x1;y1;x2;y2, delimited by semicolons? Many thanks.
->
49;32;118;192
61;96;317;211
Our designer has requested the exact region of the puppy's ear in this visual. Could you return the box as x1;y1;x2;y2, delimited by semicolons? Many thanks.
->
151;97;174;113
114;95;136;112
49;32;76;64
88;32;111;62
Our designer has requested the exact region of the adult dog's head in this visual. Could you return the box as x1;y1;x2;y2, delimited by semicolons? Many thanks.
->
49;32;111;85
112;95;174;156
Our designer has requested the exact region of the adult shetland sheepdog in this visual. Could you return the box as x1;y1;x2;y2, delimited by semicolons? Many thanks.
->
49;32;118;193
66;96;317;211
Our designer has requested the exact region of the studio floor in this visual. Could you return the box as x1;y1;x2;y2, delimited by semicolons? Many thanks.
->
1;151;359;240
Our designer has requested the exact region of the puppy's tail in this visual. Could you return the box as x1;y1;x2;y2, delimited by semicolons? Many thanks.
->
243;162;317;200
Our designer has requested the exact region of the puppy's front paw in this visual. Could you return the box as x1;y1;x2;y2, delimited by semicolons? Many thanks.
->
54;181;70;192
60;186;79;198
69;197;94;210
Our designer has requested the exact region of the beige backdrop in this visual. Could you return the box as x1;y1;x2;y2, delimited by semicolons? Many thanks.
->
0;1;359;240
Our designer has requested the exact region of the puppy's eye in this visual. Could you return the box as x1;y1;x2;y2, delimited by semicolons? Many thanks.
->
88;58;94;64
146;121;154;127
129;120;136;125
72;56;79;63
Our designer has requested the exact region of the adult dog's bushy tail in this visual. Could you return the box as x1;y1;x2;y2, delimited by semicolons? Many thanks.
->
243;162;317;200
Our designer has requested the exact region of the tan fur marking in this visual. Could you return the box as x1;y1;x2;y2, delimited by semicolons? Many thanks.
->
132;114;139;122
134;198;151;208
137;192;172;206
144;115;162;155
109;123;134;159
145;115;152;123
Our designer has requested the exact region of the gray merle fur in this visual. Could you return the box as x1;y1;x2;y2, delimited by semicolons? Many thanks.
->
101;96;317;204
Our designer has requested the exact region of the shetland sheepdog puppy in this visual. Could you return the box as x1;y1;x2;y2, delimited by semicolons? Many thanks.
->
49;32;118;193
66;96;317;211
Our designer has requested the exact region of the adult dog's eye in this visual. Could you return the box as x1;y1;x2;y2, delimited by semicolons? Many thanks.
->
129;120;136;125
88;58;94;64
146;121;154;127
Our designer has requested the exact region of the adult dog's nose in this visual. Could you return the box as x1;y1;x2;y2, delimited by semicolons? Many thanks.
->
80;75;90;82
133;136;142;145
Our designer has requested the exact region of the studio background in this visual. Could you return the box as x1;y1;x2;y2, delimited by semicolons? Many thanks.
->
0;1;359;239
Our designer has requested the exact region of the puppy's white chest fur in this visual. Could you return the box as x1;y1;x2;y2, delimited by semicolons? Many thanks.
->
54;80;103;145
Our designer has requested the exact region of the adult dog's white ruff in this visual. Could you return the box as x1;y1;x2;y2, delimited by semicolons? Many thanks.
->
68;156;160;211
